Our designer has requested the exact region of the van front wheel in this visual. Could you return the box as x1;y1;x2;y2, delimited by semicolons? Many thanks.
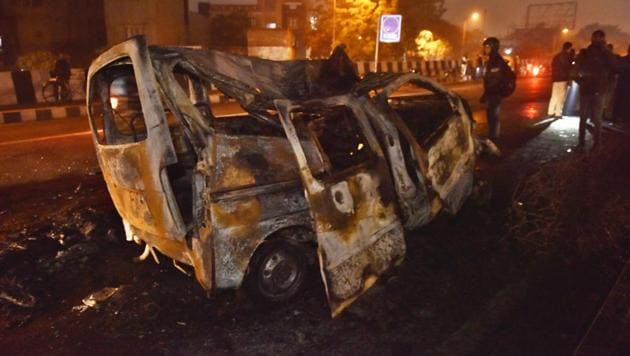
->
246;240;308;304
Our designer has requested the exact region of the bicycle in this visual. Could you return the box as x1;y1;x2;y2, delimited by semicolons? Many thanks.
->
42;76;72;103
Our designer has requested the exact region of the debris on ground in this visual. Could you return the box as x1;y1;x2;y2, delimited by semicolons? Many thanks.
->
73;286;121;313
0;277;36;308
479;138;502;157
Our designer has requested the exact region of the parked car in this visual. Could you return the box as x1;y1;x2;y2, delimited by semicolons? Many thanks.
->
86;36;477;317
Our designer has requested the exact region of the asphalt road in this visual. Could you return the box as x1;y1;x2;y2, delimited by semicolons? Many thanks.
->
2;76;627;355
0;77;551;189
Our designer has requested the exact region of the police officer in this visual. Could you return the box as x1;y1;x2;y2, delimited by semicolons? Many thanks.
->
481;37;514;141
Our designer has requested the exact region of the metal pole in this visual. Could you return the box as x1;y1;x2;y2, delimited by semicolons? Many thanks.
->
461;20;467;56
332;0;336;50
374;15;380;72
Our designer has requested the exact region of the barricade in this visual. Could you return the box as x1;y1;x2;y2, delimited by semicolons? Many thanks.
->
1;59;465;124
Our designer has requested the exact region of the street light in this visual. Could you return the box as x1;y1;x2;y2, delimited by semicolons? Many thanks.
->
462;12;481;54
553;27;571;52
332;0;337;50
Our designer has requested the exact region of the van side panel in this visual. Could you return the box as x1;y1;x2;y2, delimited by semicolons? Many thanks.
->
208;133;318;289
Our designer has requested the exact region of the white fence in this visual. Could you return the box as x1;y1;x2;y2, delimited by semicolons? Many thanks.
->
0;59;465;107
0;69;85;107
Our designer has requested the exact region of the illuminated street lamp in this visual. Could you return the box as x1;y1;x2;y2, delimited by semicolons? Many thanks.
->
332;0;336;50
553;27;571;52
462;12;481;54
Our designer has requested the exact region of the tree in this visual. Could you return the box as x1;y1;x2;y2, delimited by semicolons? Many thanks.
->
307;0;398;60
414;30;450;60
398;0;446;53
307;0;469;60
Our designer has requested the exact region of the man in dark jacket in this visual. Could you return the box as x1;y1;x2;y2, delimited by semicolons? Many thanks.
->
53;54;71;84
547;42;574;118
574;30;617;149
613;45;630;123
481;37;513;141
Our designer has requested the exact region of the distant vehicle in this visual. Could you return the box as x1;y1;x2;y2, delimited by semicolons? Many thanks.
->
521;61;548;78
86;36;479;317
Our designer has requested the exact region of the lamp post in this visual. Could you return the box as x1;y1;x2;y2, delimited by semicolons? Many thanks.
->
462;12;480;55
332;0;336;50
553;27;570;52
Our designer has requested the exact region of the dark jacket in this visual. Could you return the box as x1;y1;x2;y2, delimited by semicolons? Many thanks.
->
483;52;511;96
617;55;630;90
53;58;71;81
575;44;617;96
551;51;573;82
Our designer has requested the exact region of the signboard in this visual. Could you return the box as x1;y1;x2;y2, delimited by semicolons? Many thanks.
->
379;15;402;43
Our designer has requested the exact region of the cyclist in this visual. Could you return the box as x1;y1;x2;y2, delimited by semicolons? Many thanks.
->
53;54;71;90
43;54;72;103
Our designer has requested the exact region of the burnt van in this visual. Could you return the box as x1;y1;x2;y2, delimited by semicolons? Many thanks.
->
86;36;476;317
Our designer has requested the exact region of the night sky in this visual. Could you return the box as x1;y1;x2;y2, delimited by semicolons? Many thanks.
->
443;0;630;36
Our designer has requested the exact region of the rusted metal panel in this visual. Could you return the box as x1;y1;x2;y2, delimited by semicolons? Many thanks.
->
88;37;187;244
359;96;433;229
210;134;325;194
376;73;477;216
276;97;406;317
96;143;185;240
425;110;475;213
207;132;319;288
211;200;312;289
87;36;478;318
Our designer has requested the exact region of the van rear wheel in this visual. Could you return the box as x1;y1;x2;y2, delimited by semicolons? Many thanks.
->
246;240;308;304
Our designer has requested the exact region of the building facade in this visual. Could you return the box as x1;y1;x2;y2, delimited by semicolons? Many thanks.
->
188;0;312;57
103;0;188;47
0;0;316;68
0;0;106;66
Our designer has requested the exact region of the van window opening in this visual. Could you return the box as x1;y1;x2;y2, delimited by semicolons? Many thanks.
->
292;106;373;174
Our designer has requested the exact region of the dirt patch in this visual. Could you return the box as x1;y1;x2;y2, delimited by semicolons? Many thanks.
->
0;136;628;354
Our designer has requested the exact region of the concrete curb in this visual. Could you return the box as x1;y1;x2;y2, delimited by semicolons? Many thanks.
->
0;105;87;124
0;68;86;107
0;93;235;124
0;93;229;125
0;80;482;125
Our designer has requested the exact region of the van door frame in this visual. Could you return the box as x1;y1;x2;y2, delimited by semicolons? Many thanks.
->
275;95;406;317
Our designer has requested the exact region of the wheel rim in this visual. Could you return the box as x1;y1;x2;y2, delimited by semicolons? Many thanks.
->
42;83;56;103
260;249;300;296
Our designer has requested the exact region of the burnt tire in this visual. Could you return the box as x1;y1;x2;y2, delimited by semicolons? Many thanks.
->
246;240;308;304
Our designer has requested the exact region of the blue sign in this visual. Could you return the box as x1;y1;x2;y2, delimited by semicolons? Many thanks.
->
380;15;402;43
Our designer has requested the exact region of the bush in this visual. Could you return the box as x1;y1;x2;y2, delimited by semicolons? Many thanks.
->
16;51;57;71
510;139;630;259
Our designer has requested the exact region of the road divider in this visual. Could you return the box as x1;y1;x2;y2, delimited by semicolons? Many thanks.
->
0;130;91;147
0;104;87;124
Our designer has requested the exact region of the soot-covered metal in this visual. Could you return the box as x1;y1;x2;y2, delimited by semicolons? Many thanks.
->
86;36;477;317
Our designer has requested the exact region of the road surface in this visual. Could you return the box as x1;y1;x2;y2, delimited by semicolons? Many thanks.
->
0;78;552;188
6;77;624;355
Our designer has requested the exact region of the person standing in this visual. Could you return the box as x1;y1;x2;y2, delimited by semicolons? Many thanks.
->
574;30;617;149
548;42;574;119
481;37;515;141
613;45;630;123
53;54;71;85
603;44;622;121
52;54;71;101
